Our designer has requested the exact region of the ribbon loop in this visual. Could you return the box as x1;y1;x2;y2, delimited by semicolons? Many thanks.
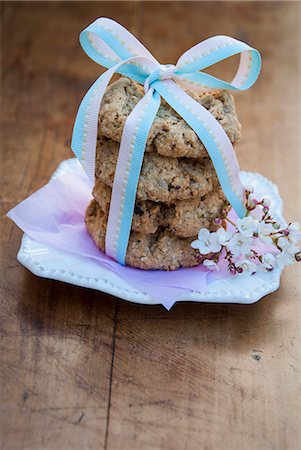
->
79;18;158;83
72;18;262;264
175;35;261;92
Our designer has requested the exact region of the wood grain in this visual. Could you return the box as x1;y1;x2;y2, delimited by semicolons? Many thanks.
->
1;2;300;450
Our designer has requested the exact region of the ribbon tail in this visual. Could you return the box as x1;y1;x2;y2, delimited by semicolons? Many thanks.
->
105;88;161;264
153;79;247;218
71;56;157;184
71;67;119;183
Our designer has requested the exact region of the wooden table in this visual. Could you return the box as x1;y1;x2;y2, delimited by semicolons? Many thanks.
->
1;2;300;449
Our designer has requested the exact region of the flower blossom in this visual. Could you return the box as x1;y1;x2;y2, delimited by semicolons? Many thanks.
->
228;233;253;257
261;253;275;270
257;221;274;245
215;227;233;245
277;237;300;266
236;217;259;237
235;259;257;275
191;228;221;254
287;222;301;244
203;259;219;271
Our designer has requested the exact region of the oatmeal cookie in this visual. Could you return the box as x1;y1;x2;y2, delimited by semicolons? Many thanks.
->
85;199;205;270
95;138;219;203
93;179;229;237
98;77;241;158
93;180;161;235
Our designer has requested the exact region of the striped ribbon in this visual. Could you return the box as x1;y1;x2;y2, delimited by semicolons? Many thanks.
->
72;18;261;265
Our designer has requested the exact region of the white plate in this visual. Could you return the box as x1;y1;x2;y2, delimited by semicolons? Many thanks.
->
17;159;284;306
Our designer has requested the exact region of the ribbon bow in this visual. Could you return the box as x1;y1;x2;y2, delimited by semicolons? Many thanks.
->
72;18;261;264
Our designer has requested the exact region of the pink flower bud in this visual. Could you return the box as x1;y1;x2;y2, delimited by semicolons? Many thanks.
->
214;218;222;225
229;266;236;275
283;230;289;236
236;266;243;274
263;206;269;214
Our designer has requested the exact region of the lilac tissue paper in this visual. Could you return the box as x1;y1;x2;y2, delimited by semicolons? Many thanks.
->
7;159;217;310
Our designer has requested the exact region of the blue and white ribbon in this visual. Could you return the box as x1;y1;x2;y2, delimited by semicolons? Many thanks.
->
72;18;261;264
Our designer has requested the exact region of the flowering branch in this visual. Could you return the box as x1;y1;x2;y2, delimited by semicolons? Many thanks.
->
191;189;301;275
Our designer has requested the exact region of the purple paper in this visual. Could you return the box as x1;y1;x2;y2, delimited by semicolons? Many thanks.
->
7;159;214;309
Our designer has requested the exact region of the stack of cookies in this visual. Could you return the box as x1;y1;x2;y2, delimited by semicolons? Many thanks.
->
85;77;241;270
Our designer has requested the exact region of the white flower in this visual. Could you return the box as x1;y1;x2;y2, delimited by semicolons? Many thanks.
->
191;228;221;255
235;259;257;275
257;221;274;245
227;233;253;257
277;237;300;266
278;237;298;252
276;252;294;267
236;217;259;237
288;222;301;244
215;227;233;245
261;253;275;270
203;259;219;271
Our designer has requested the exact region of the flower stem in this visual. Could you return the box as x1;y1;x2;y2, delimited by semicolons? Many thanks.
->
225;216;236;227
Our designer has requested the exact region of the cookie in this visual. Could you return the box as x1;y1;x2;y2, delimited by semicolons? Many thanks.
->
162;191;229;237
98;77;241;158
85;199;205;270
93;180;161;235
93;179;229;237
95;138;219;203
